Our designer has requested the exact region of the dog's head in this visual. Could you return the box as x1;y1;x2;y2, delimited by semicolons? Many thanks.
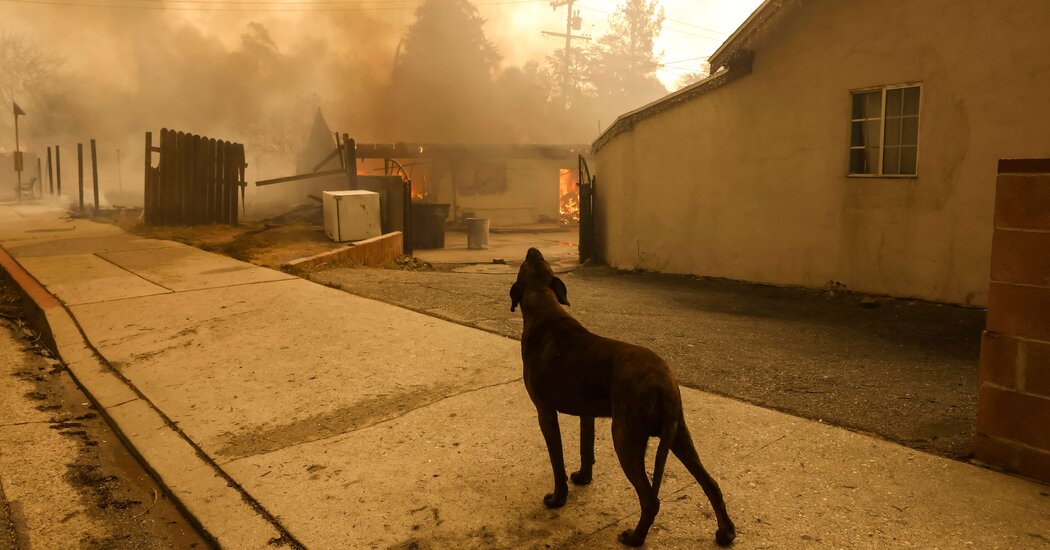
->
510;248;569;312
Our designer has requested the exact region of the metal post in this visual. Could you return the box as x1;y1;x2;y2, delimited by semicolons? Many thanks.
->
77;143;84;212
90;139;100;215
342;134;357;190
14;109;20;202
47;146;53;195
144;132;152;224
55;145;62;195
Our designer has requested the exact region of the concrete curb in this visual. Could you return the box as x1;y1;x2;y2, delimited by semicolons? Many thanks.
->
0;244;297;549
282;231;403;271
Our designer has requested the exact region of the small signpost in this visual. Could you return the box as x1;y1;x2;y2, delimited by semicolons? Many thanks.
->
13;102;26;201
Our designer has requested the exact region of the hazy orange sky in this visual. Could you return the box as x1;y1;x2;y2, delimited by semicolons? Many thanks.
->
2;0;763;90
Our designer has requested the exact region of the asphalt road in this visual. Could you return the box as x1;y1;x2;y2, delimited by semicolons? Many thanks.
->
311;265;985;460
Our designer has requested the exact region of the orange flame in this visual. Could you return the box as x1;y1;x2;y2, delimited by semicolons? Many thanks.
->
559;168;580;224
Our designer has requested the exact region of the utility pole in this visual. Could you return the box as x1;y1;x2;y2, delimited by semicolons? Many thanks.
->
543;0;588;109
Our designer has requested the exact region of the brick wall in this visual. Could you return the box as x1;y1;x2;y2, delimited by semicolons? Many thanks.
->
975;159;1050;482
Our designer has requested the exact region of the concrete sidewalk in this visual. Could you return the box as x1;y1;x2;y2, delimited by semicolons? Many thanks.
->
0;202;1047;549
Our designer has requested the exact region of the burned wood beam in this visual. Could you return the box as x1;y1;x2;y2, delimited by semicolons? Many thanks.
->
255;168;345;187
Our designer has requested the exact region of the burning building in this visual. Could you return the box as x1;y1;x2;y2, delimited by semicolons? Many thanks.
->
355;142;585;227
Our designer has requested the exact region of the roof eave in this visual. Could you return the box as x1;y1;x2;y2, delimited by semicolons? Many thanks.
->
709;0;784;70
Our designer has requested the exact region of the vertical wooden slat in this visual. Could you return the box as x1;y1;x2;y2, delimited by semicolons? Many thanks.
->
212;141;221;224
215;140;224;224
202;138;213;223
164;129;177;225
176;131;188;224
233;143;244;225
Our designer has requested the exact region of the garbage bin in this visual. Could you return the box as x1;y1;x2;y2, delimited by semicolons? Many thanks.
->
466;218;489;250
410;202;450;249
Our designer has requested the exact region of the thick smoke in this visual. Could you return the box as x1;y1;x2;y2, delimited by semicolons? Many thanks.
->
0;0;641;208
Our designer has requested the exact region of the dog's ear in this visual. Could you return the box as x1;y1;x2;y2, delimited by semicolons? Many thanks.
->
550;276;569;306
510;281;523;312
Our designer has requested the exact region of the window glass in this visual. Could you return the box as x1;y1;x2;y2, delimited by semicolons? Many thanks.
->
903;87;920;116
886;88;903;117
901;117;919;146
884;118;901;147
883;147;901;174
899;146;917;174
848;85;920;176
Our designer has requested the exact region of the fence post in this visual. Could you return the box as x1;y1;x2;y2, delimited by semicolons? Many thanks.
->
55;145;62;195
90;139;100;216
46;147;53;195
144;132;152;224
77;143;84;212
342;133;357;190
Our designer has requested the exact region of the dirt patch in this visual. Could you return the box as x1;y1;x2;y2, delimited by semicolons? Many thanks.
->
0;276;210;549
92;206;346;269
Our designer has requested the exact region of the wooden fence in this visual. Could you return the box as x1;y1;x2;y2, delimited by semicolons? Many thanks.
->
144;129;246;225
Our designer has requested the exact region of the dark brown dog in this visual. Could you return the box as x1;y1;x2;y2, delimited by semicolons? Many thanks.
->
510;248;735;547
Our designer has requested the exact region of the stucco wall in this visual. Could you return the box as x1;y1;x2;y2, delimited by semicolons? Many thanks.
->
593;0;1050;305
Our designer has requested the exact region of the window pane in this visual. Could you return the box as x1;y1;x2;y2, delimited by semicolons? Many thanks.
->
852;93;866;119
850;149;866;173
901;116;919;146
864;120;881;146
899;146;917;174
852;91;881;119
866;92;882;119
886;88;903;117
903;86;921;115
851;121;865;146
884;118;902;147
883;146;901;174
850;147;881;174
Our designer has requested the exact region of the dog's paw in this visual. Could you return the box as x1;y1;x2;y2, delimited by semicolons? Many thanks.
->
715;527;736;547
570;470;592;485
543;492;567;509
617;530;644;547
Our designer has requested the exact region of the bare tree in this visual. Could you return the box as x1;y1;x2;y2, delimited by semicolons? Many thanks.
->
0;31;63;141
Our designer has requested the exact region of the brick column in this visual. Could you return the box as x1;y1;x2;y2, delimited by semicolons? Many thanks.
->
976;158;1050;482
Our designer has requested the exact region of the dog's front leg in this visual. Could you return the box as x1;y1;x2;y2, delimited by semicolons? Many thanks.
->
571;416;594;485
537;409;568;508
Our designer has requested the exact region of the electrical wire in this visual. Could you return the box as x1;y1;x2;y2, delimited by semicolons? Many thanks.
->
0;0;547;11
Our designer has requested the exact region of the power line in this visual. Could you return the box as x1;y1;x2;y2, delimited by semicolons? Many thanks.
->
0;0;546;11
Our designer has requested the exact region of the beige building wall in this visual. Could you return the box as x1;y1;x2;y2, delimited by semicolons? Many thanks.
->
593;0;1050;305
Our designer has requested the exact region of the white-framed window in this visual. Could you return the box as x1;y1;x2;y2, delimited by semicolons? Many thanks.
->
849;84;921;176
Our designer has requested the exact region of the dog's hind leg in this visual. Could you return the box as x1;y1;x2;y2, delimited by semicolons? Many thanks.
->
670;420;736;547
537;409;569;508
612;418;659;547
571;416;594;485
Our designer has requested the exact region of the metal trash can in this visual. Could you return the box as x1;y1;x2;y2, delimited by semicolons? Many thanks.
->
410;202;450;249
466;218;490;250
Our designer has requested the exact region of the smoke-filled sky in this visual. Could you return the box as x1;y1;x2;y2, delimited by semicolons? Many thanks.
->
1;0;761;178
2;0;761;100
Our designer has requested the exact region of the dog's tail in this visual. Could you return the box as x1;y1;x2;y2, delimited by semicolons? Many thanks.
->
651;390;680;495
